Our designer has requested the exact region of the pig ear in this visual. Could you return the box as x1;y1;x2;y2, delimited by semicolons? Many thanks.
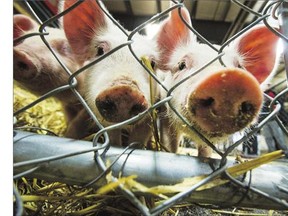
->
13;14;38;39
156;7;193;69
236;25;279;84
63;0;107;62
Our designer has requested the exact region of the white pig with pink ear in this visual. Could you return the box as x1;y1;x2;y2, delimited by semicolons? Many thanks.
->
13;14;94;138
156;6;279;157
13;14;83;103
62;0;159;146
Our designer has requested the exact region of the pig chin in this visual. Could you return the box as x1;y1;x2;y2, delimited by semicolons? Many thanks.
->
188;114;256;139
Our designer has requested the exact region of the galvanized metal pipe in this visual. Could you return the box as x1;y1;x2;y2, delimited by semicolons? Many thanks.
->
13;130;288;210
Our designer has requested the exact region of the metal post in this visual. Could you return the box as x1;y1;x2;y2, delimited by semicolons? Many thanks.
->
278;0;288;84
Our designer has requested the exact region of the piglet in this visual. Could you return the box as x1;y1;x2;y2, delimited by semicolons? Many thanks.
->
13;14;90;138
157;6;279;157
13;14;83;103
61;0;159;146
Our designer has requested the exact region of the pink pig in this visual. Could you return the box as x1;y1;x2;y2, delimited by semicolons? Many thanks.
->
13;14;92;138
13;14;83;103
61;0;160;146
156;6;279;157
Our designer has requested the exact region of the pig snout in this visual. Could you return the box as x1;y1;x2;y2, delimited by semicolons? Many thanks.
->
188;69;263;136
95;84;148;123
13;48;40;81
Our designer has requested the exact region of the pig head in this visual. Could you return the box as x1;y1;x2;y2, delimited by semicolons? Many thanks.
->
62;0;160;146
13;14;83;104
156;6;279;157
13;14;91;138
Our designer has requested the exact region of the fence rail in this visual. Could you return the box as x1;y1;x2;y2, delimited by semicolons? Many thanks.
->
13;130;288;210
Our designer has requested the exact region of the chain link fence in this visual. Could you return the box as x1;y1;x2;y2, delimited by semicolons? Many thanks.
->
13;0;288;215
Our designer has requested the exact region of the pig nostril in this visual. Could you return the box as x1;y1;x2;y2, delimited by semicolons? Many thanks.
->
129;104;146;116
17;61;29;70
199;97;214;107
191;97;215;115
96;99;117;117
240;101;255;114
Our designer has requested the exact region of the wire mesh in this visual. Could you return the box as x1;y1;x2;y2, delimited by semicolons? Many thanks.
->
13;0;288;215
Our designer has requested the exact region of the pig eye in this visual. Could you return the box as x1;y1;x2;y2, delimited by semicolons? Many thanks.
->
95;42;109;57
96;46;105;56
151;60;156;70
178;61;186;71
237;64;245;70
234;59;244;70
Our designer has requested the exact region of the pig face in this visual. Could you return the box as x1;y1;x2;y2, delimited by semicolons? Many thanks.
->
62;0;159;127
13;14;81;104
157;6;279;155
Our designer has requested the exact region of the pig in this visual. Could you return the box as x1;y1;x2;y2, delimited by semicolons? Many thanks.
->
13;14;82;103
13;14;92;138
61;0;160;147
156;6;279;157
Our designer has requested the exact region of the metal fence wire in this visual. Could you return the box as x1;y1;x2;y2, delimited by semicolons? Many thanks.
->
13;0;288;215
